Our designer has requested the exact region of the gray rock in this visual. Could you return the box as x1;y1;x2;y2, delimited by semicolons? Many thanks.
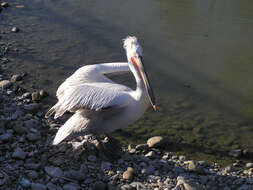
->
88;155;97;162
142;165;155;175
147;136;166;148
1;2;9;8
47;182;58;190
31;183;47;190
20;178;31;188
101;161;112;170
136;144;149;151
145;151;156;158
63;183;80;190
27;170;39;179
39;89;48;97
26;133;40;141
0;133;13;142
11;74;22;82
130;182;146;189
64;169;85;181
123;169;134;181
246;163;253;168
13;125;27;134
92;181;107;190
45;166;63;178
229;149;242;158
11;27;19;33
32;91;40;101
12;147;26;159
0;80;12;89
121;184;133;190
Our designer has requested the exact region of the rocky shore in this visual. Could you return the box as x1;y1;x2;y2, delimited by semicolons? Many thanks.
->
0;79;253;190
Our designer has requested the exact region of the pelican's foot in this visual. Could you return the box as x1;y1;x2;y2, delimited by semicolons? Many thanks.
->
96;135;122;161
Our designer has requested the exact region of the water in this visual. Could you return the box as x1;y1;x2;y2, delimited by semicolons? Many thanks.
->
2;0;253;159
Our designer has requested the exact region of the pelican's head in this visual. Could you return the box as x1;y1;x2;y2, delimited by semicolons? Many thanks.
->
123;36;157;111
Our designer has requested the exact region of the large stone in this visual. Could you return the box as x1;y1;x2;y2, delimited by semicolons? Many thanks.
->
12;147;26;159
31;183;47;190
147;136;166;148
0;80;12;89
45;166;63;178
123;169;134;181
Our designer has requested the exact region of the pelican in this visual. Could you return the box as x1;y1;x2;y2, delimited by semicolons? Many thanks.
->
45;36;157;145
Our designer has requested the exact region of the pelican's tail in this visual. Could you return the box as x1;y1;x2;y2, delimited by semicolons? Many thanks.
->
52;111;89;145
45;102;66;119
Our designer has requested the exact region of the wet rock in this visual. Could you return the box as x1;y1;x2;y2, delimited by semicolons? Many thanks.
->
20;178;31;188
101;161;112;170
11;27;19;33
32;91;40;101
46;182;58;190
145;151;156;158
64;169;85;181
63;183;80;190
11;74;22;82
12;147;26;159
123;168;134;181
246;163;253;168
229;149;242;158
0;80;12;89
136;144;149;151
26;132;40;142
1;2;9;8
39;89;48;97
92;181;107;190
13;125;27;134
147;136;166;148
0;133;13;142
31;183;47;190
130;182;146;189
27;170;39;179
23;103;40;112
88;155;97;162
121;184;133;190
45;166;63;178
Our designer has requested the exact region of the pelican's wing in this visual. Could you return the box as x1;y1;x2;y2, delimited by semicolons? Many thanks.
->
45;84;132;119
56;63;130;99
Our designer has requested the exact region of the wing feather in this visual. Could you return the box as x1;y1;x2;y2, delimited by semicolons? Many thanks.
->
45;84;132;119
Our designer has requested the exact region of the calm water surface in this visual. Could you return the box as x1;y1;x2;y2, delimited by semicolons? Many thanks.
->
2;0;253;158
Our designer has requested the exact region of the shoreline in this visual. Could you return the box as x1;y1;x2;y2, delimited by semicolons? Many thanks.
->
0;75;253;189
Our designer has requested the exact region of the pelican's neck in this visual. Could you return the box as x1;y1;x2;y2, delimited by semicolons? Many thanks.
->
129;63;147;102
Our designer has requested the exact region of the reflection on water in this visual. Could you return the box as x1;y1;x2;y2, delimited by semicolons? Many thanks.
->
2;0;253;155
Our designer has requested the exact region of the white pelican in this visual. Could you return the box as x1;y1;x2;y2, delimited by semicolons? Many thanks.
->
45;36;157;145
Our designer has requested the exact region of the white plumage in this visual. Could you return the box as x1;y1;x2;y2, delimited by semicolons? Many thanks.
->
46;36;156;145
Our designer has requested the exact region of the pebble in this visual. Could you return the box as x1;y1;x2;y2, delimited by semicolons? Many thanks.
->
88;155;97;162
63;183;80;190
64;169;85;181
147;136;166;148
27;170;39;179
20;178;31;188
0;133;13;142
11;27;19;33
26;132;40;141
31;183;47;190
45;166;63;178
246;163;253;168
92;181;107;190
39;89;48;97
0;80;12;89
12;147;26;159
229;149;242;158
123;169;134;181
32;91;40;101
1;2;9;8
11;74;22;82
